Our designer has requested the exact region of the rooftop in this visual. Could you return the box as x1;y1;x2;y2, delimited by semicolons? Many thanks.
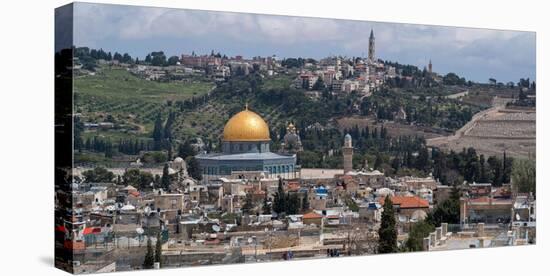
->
197;151;295;161
379;196;429;209
303;211;323;219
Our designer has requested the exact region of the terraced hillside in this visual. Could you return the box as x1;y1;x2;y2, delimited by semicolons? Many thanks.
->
74;65;215;136
427;106;536;158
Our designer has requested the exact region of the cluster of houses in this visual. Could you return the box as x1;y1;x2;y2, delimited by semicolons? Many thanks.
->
121;53;279;82
57;150;536;272
293;56;393;96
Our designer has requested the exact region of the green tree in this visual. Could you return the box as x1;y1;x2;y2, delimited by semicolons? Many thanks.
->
312;78;325;90
273;178;286;215
154;231;162;267
405;220;435;251
378;196;398;253
391;156;401;173
186;156;202;180
167;56;179;66
161;163;171;190
301;191;310;211
262;193;272;215
123;168;154;190
152;113;164;150
82;167;114;183
150;51;167;66
163;112;176;140
415;147;430;172
104;140;113;158
426;185;461;226
286;193;300;214
178;141;196;159
374;153;383;170
512;159;536;195
487;156;503;186
479;154;488;183
242;192;254;215
143;237;154;269
345;197;359;212
502;151;513;184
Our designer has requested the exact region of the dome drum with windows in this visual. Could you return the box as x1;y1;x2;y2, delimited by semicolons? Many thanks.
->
196;105;298;181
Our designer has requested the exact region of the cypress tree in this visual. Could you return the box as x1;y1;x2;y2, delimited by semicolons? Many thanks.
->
152;113;164;150
163;112;176;140
374;153;383;170
286;193;300;215
274;178;286;215
143;237;154;269
161;163;170;190
378;196;398;253
262;193;271;215
242;192;254;215
186;156;202;181
479;154;488;183
302;191;310;211
154;231;162;267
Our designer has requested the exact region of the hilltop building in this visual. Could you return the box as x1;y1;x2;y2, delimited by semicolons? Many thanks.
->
196;105;298;182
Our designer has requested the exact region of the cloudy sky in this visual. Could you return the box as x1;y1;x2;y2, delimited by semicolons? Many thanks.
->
72;2;535;83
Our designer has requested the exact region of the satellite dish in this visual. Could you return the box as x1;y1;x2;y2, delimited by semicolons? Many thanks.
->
516;213;521;221
247;237;253;244
136;227;144;235
212;225;221;232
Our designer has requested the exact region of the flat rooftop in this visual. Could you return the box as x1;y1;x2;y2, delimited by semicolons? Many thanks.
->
300;168;343;179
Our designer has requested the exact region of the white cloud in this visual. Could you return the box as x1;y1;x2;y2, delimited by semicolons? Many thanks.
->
72;2;535;82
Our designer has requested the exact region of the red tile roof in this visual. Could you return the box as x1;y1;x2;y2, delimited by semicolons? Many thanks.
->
287;182;301;191
83;227;101;235
379;196;429;209
303;212;323;219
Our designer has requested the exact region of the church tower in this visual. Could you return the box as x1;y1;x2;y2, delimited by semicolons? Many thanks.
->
343;134;353;173
368;29;376;63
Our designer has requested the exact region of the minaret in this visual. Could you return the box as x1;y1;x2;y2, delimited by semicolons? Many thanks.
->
343;134;353;173
368;29;376;63
428;59;432;74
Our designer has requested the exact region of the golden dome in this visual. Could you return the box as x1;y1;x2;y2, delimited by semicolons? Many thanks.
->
223;106;270;142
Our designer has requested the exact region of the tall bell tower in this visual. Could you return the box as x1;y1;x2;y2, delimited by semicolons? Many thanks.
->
368;29;375;63
343;134;353;173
